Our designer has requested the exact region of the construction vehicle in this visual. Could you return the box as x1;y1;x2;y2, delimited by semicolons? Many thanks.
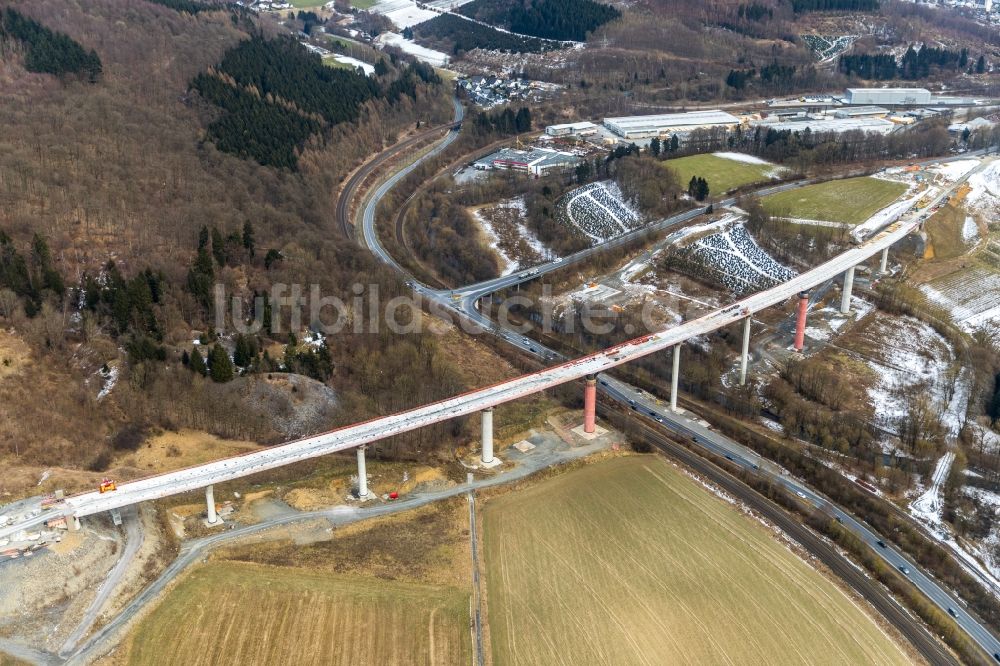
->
99;478;117;493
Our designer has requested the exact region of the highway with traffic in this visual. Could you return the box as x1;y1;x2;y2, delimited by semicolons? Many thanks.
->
3;97;997;661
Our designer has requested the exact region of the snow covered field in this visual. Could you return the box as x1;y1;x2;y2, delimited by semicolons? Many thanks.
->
376;32;450;66
372;0;439;28
712;152;770;165
472;197;549;275
967;160;1000;215
558;181;643;242
861;316;965;438
930;159;981;183
678;223;796;295
331;55;375;75
921;267;1000;334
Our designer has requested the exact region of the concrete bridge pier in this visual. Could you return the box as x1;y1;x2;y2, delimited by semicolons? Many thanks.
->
879;247;889;274
70;516;81;532
583;375;597;433
206;485;217;524
794;291;809;352
670;344;681;412
481;407;496;466
357;446;370;499
739;315;752;386
840;266;856;314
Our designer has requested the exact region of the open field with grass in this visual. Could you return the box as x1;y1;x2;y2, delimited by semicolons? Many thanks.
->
126;561;470;666
763;177;907;225
662;153;778;194
482;455;911;666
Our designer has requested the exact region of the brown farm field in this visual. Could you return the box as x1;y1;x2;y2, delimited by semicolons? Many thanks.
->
482;455;912;666
124;561;470;666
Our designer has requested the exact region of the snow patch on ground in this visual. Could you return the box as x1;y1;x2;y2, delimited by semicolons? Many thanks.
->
664;218;732;244
962;215;980;244
966;160;1000;215
712;151;771;165
909;451;954;525
373;0;439;28
850;191;922;243
96;365;119;401
473;207;515;275
864;316;964;437
473;197;550;275
962;486;1000;581
930;159;980;183
331;55;375;76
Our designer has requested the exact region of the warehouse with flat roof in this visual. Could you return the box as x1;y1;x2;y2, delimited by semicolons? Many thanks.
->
834;106;889;118
603;110;741;139
844;88;931;106
753;116;896;135
545;121;598;137
474;146;580;176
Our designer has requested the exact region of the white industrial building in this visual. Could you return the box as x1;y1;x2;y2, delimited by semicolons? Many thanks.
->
545;121;599;137
844;88;931;106
834;106;889;118
753;117;897;135
603;110;741;139
473;146;580;176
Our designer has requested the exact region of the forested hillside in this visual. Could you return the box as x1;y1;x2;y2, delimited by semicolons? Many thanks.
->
0;8;102;80
193;35;444;168
0;0;469;473
840;44;975;81
456;0;621;41
411;13;549;54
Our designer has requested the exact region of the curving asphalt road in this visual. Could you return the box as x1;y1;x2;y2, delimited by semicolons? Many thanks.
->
353;124;1000;661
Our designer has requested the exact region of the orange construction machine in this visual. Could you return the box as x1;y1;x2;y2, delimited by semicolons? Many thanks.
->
99;478;117;493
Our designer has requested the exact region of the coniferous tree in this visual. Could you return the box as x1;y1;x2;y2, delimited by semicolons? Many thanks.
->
211;227;226;266
209;344;234;382
189;347;207;376
233;334;256;368
242;221;255;258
